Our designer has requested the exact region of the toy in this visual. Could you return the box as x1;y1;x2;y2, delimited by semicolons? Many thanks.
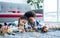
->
41;26;48;33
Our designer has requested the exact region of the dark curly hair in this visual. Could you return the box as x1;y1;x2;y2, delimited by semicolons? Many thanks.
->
24;11;36;19
20;16;27;20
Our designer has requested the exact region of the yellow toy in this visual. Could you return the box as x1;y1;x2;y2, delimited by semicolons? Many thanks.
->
29;27;37;32
1;27;10;36
2;29;7;36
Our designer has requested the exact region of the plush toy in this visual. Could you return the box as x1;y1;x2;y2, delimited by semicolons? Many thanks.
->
1;29;6;35
0;24;3;34
1;26;10;36
8;23;16;26
41;26;48;33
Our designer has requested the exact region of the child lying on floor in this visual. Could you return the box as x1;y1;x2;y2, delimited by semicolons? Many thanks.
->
24;11;48;32
24;11;60;32
17;11;60;33
18;16;28;33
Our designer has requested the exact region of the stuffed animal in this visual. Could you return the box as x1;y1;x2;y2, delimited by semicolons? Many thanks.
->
41;26;48;33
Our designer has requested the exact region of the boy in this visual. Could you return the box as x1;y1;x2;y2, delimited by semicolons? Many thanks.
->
24;11;48;32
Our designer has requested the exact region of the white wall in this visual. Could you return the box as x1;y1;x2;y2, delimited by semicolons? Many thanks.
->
0;0;27;4
58;0;60;22
44;0;57;13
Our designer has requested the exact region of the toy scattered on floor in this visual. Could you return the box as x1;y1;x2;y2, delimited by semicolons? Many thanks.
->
0;24;3;34
0;24;8;36
0;23;13;36
1;29;7;36
29;28;35;32
8;23;16;27
41;26;48;33
1;19;60;36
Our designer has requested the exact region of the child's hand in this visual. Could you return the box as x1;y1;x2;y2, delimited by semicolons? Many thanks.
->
33;26;38;30
18;26;24;30
30;28;35;32
21;29;25;33
18;26;25;33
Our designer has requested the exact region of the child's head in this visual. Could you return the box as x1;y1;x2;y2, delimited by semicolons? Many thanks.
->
18;16;27;27
24;11;36;23
0;24;2;28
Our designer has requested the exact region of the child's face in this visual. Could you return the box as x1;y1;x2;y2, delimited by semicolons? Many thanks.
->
29;17;35;23
19;19;27;26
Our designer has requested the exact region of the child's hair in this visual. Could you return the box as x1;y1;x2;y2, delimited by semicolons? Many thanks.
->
20;16;27;20
0;24;2;28
24;11;36;19
18;16;27;27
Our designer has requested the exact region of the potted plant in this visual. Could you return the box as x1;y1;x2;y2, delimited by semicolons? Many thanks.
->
27;0;43;9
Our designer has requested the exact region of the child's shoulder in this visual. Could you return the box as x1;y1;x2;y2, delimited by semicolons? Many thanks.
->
36;20;40;23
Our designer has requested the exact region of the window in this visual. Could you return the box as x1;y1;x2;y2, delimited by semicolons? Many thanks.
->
44;0;57;22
